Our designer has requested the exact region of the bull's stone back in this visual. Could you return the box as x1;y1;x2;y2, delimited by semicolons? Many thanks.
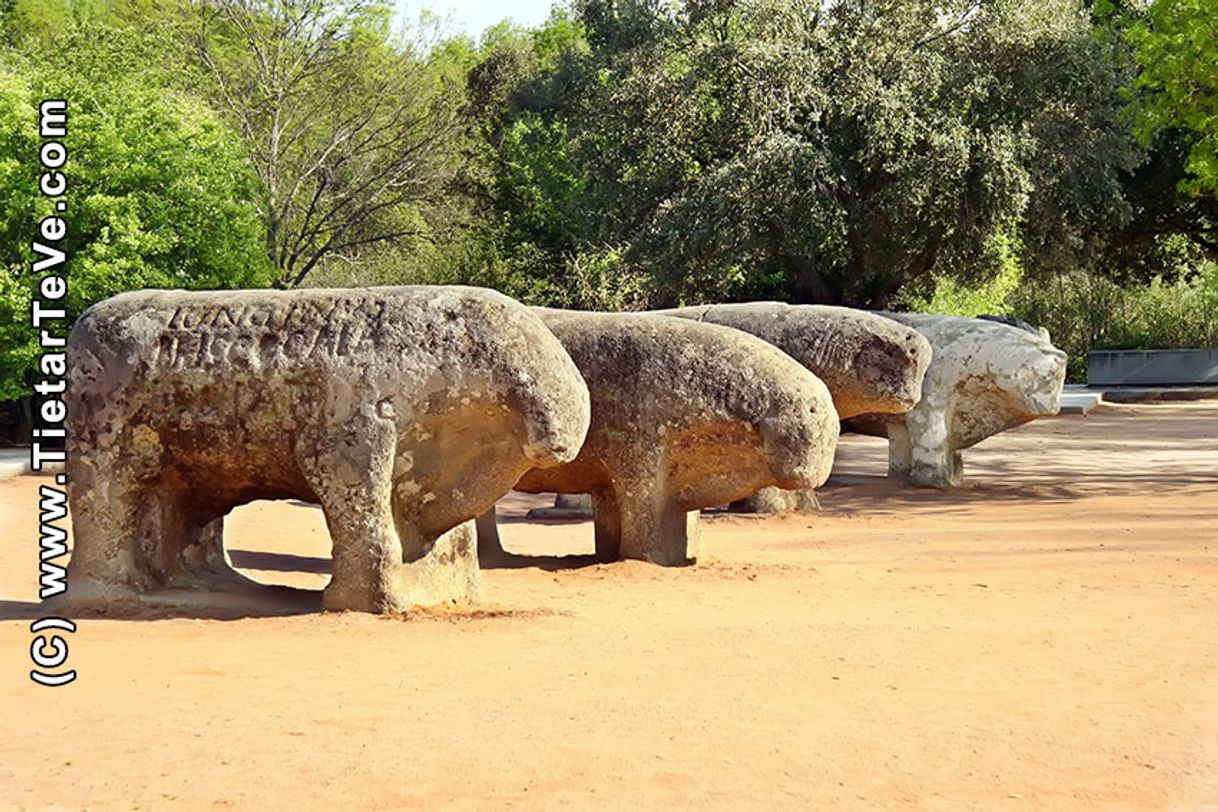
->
657;302;931;418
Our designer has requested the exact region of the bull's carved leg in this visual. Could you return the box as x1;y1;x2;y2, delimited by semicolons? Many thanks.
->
589;445;699;567
170;515;262;592
590;489;622;563
896;409;959;489
61;439;160;602
786;489;822;513
673;506;701;563
886;421;914;482
946;450;965;487
394;519;482;607
622;492;697;566
592;477;697;567
296;414;407;613
475;505;510;567
907;447;962;488
887;414;956;488
887;387;964;489
59;450;258;609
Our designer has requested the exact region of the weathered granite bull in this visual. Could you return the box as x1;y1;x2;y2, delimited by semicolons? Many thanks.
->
531;302;932;517
659;303;932;419
659;302;932;512
477;310;840;566
847;313;1067;488
60;287;590;614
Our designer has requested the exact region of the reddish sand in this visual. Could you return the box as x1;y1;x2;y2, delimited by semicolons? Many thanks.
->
1;403;1216;809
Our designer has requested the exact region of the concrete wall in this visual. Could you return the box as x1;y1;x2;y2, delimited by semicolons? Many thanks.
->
1088;349;1218;386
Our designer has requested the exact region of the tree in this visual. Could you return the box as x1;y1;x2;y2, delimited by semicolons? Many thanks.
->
0;69;41;403
462;16;595;279
0;29;272;404
481;0;1145;308
192;0;471;287
1127;0;1218;198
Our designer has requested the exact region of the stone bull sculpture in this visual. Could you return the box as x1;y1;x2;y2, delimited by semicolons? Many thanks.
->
523;302;931;516
658;302;932;512
847;313;1067;488
477;310;840;566
60;287;590;614
659;303;932;419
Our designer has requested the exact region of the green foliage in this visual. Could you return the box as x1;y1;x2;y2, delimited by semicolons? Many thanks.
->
0;31;272;400
2;0;1215;407
897;232;1025;317
495;113;587;247
463;11;599;296
192;0;472;287
306;227;563;305
309;232;646;312
1127;0;1218;197
478;0;1141;308
560;245;647;311
0;68;41;402
1;0;74;43
1009;263;1218;382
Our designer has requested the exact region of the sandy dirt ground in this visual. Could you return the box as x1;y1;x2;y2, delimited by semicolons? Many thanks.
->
1;403;1216;810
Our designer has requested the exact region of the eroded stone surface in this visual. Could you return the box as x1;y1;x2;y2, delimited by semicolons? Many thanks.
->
478;310;840;566
659;302;931;419
847;313;1067;488
659;302;933;513
60;286;590;614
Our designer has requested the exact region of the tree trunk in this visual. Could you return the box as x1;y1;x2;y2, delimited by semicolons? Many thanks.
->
3;396;35;446
782;255;840;305
864;239;943;310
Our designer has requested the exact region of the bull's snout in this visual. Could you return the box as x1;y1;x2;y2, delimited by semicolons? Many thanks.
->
854;333;932;412
761;394;840;491
517;369;592;468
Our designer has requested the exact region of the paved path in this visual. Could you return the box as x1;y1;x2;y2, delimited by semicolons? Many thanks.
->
0;448;64;480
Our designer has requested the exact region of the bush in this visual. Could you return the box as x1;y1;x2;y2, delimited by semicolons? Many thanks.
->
895;225;1218;382
309;234;648;312
1009;264;1218;381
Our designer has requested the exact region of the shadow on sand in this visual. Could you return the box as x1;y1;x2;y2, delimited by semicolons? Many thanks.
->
478;551;605;571
229;549;332;575
0;584;323;622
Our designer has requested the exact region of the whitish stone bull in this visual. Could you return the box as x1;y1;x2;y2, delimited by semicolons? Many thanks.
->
477;310;840;566
60;287;590;614
847;313;1067;488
